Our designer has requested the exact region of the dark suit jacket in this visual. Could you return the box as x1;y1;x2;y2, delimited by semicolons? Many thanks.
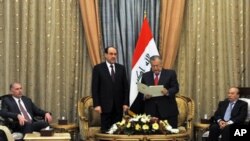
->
141;69;179;118
92;62;129;113
0;95;48;121
213;99;247;124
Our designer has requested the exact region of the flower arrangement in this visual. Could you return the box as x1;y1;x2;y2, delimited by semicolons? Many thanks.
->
107;114;179;135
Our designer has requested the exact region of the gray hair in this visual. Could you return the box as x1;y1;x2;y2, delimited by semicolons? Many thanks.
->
150;55;162;62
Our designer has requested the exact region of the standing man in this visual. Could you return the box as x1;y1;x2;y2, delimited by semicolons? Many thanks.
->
0;82;53;134
208;87;247;141
92;46;129;133
141;55;179;128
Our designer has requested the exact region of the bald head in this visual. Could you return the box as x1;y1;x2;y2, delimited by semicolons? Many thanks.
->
227;87;240;102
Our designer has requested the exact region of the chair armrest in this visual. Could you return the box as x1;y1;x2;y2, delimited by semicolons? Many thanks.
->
0;125;14;141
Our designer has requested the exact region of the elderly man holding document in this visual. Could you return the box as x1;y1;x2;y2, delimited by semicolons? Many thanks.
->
139;55;179;128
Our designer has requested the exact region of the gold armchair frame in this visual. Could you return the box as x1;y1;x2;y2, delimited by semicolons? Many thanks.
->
78;96;100;141
0;125;14;141
78;95;195;141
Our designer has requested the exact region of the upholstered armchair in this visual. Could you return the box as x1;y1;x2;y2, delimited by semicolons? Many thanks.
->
78;95;195;141
78;96;101;141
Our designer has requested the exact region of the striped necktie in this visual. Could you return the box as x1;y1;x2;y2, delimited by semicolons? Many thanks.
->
18;99;32;123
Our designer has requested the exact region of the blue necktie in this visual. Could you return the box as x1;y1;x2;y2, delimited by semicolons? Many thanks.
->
224;102;233;121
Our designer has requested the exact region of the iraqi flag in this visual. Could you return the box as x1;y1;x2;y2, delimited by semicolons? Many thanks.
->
129;18;159;114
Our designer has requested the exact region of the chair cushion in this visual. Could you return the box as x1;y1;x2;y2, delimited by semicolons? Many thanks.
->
88;106;101;127
88;127;101;138
239;98;250;121
176;97;188;127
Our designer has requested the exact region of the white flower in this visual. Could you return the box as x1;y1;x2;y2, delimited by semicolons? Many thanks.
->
169;129;179;133
107;124;118;134
141;116;150;123
162;120;179;134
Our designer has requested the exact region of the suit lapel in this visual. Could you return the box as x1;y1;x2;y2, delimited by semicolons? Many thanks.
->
21;97;31;114
231;100;240;115
148;71;155;85
222;101;230;115
158;70;165;85
114;64;118;77
10;96;22;114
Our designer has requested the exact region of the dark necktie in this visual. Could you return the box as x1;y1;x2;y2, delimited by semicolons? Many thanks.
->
18;99;32;123
110;64;115;81
224;102;233;121
154;73;159;85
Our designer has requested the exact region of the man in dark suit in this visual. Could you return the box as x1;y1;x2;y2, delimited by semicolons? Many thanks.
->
0;82;53;134
141;55;179;128
92;46;129;133
208;87;247;141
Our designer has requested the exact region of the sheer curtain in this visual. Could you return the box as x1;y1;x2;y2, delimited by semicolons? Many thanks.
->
0;0;92;122
99;0;160;76
176;0;250;121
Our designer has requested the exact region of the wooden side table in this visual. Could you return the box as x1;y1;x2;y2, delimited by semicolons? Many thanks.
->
193;123;210;141
50;123;78;141
24;132;71;141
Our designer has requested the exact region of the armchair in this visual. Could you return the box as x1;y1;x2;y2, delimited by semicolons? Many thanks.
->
1;95;23;141
78;96;101;141
78;95;195;141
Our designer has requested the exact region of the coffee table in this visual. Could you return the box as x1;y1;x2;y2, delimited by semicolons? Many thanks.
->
95;132;190;141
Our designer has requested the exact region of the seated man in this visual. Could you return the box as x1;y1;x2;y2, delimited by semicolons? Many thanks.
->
0;82;53;135
208;87;247;141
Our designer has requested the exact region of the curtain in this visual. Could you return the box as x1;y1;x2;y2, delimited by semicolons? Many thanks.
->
176;0;250;121
0;0;92;122
99;0;160;76
79;0;103;66
159;0;185;69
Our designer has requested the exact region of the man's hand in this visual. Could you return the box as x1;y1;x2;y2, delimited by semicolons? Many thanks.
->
123;105;129;112
94;106;102;114
17;114;27;126
44;113;53;123
161;88;168;96
219;120;227;129
144;94;152;99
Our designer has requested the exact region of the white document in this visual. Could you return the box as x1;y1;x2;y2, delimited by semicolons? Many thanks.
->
137;83;164;97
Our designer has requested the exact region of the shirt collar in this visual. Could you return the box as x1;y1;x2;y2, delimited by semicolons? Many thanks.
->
106;61;114;68
12;96;21;103
154;72;161;77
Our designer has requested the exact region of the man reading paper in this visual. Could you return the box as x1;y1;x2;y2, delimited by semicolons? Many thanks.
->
140;55;179;128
